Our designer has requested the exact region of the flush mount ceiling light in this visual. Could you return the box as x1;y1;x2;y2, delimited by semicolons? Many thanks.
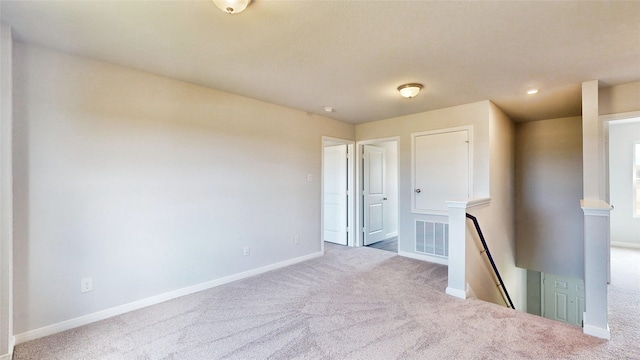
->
527;89;539;95
323;106;334;113
212;0;250;14
397;83;423;98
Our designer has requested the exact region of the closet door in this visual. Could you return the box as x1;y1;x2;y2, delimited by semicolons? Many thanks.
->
412;128;470;214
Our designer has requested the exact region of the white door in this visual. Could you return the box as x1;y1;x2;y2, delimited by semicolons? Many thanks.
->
323;145;348;245
363;145;386;245
543;273;585;327
413;130;469;213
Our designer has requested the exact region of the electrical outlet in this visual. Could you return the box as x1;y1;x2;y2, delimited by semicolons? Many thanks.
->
81;277;93;293
294;236;300;245
307;174;313;183
243;246;250;256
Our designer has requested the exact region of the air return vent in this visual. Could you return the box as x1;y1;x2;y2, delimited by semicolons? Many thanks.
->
415;220;449;257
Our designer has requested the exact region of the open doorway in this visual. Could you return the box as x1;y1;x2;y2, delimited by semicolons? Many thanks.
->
608;117;640;250
606;116;640;334
322;138;354;247
357;138;399;253
607;115;640;263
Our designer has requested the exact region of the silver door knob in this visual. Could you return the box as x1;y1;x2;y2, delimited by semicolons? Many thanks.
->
415;189;421;193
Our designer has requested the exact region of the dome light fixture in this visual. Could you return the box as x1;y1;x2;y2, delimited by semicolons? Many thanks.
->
527;89;539;95
212;0;251;14
397;83;423;98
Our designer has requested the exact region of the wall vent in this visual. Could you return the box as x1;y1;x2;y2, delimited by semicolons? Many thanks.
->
415;220;448;257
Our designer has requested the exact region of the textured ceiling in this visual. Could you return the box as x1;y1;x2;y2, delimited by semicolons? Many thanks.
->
2;1;639;124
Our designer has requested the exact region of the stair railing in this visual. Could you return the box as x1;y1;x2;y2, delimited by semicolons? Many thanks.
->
465;213;515;310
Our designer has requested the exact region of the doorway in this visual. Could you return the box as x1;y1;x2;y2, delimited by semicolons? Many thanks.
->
358;138;399;252
608;117;640;250
322;138;354;247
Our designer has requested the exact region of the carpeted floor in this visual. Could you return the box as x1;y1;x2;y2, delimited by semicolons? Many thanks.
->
13;244;640;359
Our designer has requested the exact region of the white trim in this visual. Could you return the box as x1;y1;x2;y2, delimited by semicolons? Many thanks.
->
13;251;323;345
0;353;12;360
583;319;611;340
411;126;474;215
600;111;640;123
399;250;448;265
446;197;491;210
445;287;466;299
611;241;640;249
634;141;640;218
581;199;613;216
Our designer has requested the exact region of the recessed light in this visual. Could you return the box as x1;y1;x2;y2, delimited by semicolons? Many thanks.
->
323;106;334;113
527;89;539;95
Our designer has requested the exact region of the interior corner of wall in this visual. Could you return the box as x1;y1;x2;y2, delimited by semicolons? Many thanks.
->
465;283;477;299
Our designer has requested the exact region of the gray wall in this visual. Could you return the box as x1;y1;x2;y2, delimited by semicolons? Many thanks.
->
515;116;584;279
526;270;542;316
12;43;354;334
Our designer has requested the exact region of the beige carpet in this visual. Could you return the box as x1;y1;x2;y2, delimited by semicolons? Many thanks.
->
13;244;640;359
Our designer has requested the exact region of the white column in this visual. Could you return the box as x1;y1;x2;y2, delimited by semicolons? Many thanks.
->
446;201;468;299
582;80;603;200
581;200;612;340
446;198;491;300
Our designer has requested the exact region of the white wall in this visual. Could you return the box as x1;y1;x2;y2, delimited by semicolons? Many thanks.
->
515;116;584;279
355;101;526;308
356;101;491;256
0;22;14;359
12;43;354;334
609;120;640;247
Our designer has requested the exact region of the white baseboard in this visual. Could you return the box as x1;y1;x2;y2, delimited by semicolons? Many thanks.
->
0;335;15;360
445;287;466;299
582;312;611;340
611;241;640;249
398;250;448;265
14;251;323;345
583;323;611;340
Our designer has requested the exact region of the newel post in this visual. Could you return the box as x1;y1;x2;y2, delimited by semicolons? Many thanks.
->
581;199;612;340
445;200;469;299
446;198;492;300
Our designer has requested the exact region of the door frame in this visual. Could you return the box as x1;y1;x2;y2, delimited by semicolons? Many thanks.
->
601;111;640;283
411;126;473;215
321;137;355;251
356;137;400;248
